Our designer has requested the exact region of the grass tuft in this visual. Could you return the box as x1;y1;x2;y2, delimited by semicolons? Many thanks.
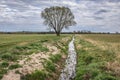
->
49;54;61;63
21;70;47;80
9;64;22;70
0;61;9;68
43;60;56;72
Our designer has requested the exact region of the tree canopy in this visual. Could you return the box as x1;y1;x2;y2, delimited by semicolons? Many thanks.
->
41;6;76;36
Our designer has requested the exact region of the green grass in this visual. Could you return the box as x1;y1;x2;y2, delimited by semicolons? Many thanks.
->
0;69;7;79
0;34;70;80
1;34;119;80
9;64;22;70
49;54;62;63
75;35;120;80
0;34;68;58
0;34;68;53
0;61;9;68
43;60;56;72
81;34;120;43
1;53;18;61
21;70;47;80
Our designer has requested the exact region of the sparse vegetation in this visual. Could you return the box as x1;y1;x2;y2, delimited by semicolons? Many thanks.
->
9;64;22;70
49;54;62;63
1;53;18;61
0;69;7;79
43;60;56;72
1;34;119;80
75;34;120;80
0;34;70;80
21;70;47;80
0;61;9;68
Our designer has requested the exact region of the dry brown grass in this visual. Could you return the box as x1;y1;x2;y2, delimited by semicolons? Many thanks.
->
106;61;120;76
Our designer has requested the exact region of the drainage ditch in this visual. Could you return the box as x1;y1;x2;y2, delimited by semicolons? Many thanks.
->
59;37;77;80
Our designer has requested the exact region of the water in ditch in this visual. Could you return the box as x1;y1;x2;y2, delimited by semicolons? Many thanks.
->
59;37;77;80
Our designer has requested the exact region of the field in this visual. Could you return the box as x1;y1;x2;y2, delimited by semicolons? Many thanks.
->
0;34;120;80
0;34;65;52
0;34;71;80
75;34;120;80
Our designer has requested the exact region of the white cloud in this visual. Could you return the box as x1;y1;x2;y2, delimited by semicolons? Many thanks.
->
0;0;120;32
62;1;77;6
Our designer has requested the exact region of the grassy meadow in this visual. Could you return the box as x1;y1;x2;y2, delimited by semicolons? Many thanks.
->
0;34;65;52
75;34;120;80
0;34;71;80
0;34;120;80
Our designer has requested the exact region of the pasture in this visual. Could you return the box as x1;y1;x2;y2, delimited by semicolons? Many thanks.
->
0;34;120;80
75;34;120;80
0;34;71;80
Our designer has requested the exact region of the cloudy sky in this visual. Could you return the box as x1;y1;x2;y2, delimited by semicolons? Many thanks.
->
0;0;120;32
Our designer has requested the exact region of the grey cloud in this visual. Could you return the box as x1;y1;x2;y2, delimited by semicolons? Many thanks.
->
87;0;120;2
0;0;120;32
95;9;109;14
94;16;104;20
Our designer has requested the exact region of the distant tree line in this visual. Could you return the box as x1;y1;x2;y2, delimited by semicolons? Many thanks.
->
0;31;119;34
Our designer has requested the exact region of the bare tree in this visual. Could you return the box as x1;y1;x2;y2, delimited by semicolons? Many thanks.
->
41;6;76;36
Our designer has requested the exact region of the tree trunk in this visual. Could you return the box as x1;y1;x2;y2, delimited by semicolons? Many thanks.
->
56;32;60;36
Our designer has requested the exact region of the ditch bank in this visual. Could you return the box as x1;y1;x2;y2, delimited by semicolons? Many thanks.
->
59;37;77;80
